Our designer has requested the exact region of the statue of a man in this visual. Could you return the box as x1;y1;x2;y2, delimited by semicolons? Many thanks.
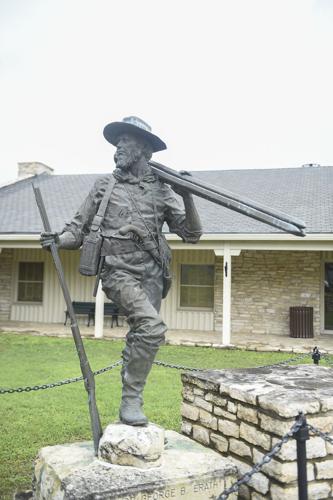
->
41;116;202;425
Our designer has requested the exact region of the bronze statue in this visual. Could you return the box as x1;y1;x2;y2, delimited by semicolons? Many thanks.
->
39;116;306;435
41;116;203;426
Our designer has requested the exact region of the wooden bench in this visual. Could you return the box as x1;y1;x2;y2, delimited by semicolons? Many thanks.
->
104;303;123;328
64;301;124;327
64;301;95;326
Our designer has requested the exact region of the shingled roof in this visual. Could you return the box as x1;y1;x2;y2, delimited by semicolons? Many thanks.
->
0;165;332;235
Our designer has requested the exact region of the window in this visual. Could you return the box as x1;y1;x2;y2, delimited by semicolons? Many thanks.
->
17;262;44;302
179;264;214;309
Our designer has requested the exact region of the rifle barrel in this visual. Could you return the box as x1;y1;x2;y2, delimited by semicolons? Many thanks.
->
149;160;306;237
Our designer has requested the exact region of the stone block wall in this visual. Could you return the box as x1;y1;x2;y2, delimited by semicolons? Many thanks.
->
214;250;321;336
0;249;13;320
181;365;333;499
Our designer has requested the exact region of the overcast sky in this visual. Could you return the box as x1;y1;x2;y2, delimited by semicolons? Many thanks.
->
1;0;332;185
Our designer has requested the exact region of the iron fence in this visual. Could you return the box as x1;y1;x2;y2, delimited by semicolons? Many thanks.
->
217;412;333;500
0;350;318;395
3;347;333;500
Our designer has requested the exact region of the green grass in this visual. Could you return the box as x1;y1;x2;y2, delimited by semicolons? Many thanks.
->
0;333;309;498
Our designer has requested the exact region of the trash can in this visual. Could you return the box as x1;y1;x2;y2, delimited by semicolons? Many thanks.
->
289;306;314;338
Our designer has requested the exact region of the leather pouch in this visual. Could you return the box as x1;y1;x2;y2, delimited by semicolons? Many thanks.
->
79;231;103;276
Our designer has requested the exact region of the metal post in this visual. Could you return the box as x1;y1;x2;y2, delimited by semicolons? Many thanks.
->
312;346;320;365
294;412;309;500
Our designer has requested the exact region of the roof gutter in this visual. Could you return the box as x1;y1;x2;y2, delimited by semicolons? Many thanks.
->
1;232;333;252
182;233;333;241
0;232;333;242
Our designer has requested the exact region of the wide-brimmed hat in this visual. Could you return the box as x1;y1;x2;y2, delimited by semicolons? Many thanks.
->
103;116;167;152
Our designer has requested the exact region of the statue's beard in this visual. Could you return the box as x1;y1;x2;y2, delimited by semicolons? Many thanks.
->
114;150;141;171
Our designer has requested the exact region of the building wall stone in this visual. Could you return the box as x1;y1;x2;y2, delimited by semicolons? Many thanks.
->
214;250;321;335
0;249;13;320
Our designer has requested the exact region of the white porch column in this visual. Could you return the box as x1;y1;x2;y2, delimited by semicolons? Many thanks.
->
94;281;105;339
215;245;240;346
222;243;232;345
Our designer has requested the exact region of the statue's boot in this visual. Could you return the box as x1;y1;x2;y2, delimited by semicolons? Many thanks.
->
119;337;158;426
121;339;144;406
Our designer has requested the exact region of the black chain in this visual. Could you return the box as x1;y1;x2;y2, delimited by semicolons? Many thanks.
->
0;351;317;395
256;352;310;369
153;353;311;373
217;419;303;499
308;424;333;445
153;360;202;372
93;360;122;375
0;360;122;394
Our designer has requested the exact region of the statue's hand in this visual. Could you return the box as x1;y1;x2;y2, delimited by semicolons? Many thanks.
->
40;232;60;250
171;170;193;197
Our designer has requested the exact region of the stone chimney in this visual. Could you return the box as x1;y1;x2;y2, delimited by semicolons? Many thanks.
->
18;162;54;179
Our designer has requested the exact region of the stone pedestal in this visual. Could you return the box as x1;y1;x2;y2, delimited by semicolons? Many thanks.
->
181;364;333;499
33;430;237;499
98;423;165;468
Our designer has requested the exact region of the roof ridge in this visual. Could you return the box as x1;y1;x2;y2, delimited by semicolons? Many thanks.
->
191;165;333;174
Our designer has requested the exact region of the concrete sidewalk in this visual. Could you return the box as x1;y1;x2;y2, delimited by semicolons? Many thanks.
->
1;320;332;354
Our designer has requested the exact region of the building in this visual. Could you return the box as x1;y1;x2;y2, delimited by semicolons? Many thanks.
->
1;162;333;344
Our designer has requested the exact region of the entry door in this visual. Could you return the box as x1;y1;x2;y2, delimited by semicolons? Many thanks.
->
325;263;333;331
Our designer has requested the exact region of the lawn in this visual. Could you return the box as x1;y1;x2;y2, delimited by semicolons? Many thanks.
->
0;333;310;498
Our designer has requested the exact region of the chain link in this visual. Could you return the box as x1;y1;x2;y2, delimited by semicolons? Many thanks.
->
217;419;303;499
308;424;333;445
153;360;202;372
0;359;122;394
93;360;123;375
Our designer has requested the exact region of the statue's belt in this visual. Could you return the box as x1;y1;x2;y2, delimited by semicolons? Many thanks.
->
101;236;158;256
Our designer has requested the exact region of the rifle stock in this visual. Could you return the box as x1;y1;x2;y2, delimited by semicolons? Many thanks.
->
33;184;103;455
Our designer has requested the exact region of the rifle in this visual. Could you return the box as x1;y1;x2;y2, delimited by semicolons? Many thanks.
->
149;160;306;237
32;184;103;455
